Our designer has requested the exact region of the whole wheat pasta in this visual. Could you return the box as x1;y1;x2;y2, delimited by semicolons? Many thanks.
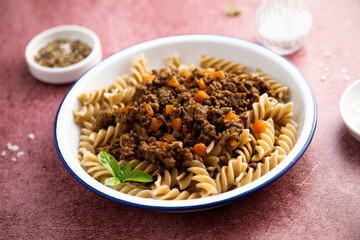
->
73;54;298;199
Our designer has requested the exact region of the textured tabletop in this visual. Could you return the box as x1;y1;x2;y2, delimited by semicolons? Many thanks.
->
1;0;359;239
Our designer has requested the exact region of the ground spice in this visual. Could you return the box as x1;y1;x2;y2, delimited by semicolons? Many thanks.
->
34;39;92;68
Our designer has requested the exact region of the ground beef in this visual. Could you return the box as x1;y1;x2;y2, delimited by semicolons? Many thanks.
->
104;138;122;159
158;87;175;105
96;109;117;130
104;67;273;169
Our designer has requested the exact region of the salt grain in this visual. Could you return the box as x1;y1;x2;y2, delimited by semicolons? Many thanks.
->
343;75;350;81
324;51;332;57
7;143;19;151
324;67;330;72
28;133;35;140
1;151;6;157
11;157;17;162
17;151;24;158
321;75;328;81
341;68;347;73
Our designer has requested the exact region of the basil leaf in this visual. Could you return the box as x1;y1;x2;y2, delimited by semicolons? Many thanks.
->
104;177;122;187
120;162;131;175
98;151;120;177
121;170;153;183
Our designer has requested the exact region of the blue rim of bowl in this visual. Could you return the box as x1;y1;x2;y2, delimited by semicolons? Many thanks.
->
54;34;317;212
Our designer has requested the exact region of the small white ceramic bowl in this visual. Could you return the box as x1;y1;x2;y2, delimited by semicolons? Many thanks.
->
340;79;360;142
25;25;102;84
54;35;317;212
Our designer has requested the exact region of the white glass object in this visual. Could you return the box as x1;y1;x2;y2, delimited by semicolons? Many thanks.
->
255;0;312;55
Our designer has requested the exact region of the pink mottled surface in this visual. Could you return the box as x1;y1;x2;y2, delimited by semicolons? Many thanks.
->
1;0;360;239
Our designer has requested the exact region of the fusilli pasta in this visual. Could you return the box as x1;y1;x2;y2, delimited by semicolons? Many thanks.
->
73;54;298;200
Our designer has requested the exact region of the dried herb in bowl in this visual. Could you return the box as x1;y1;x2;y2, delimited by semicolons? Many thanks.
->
34;39;92;68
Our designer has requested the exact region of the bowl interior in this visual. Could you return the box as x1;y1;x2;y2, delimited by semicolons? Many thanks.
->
55;35;317;211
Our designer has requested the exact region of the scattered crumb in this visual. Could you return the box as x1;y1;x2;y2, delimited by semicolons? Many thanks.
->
17;151;24;158
324;51;332;57
319;52;351;83
28;133;35;140
7;143;19;151
6;141;27;161
227;2;241;17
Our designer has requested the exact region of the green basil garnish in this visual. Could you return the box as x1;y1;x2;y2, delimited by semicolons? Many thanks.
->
98;151;153;187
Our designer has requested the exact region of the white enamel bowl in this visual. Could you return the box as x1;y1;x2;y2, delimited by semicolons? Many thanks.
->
340;79;360;142
54;34;317;212
25;25;102;84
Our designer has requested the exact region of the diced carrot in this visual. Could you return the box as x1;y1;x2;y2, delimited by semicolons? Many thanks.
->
164;134;174;143
253;119;266;133
212;70;225;80
225;111;238;121
143;74;155;84
229;138;237;147
194;143;206;157
194;90;209;103
167;76;180;87
184;72;192;83
165;105;174;115
159;141;168;148
197;78;206;90
203;69;215;78
150;118;163;131
123;105;130;113
173;118;182;131
144;103;154;117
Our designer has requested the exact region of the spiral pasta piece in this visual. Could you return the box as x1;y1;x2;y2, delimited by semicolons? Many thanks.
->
113;183;152;198
184;160;218;197
199;55;247;72
78;87;111;106
275;119;298;155
80;151;112;183
166;54;181;69
251;118;275;162
151;185;201;200
118;159;159;177
215;155;248;193
176;171;194;190
152;170;201;200
269;102;294;123
250;93;276;123
129;53;150;84
104;86;136;106
73;102;102;124
114;75;130;89
92;122;123;149
255;69;289;101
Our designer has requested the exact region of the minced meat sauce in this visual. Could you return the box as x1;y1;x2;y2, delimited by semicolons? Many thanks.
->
97;67;273;169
